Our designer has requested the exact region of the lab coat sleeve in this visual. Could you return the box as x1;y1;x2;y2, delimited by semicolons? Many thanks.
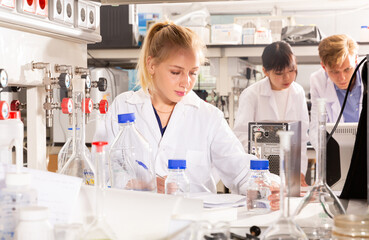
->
233;88;256;151
210;110;255;194
299;87;310;175
309;73;320;150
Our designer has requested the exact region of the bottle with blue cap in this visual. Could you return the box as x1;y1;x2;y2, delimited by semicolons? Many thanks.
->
165;159;190;196
244;159;273;213
109;113;156;192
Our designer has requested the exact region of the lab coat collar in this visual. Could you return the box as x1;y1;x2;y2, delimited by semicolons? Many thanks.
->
126;88;201;109
259;77;300;98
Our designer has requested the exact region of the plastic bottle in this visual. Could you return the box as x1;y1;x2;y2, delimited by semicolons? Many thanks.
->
109;113;156;192
244;159;272;213
165;159;190;196
0;111;23;166
57;128;90;173
15;206;54;240
0;172;37;240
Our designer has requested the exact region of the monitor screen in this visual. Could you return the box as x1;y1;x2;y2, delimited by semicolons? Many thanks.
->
325;122;358;191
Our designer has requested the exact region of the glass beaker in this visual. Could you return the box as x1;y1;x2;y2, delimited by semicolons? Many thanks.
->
261;131;308;240
80;141;117;240
59;78;94;185
294;99;346;239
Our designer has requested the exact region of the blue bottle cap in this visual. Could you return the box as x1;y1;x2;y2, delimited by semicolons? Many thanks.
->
118;113;136;123
361;26;368;28
168;159;186;169
250;159;269;170
68;128;73;130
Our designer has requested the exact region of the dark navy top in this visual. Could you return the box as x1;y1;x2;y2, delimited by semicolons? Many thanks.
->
152;105;167;136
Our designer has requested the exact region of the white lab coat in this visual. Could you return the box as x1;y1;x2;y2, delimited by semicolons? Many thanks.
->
309;68;363;150
233;77;309;175
101;89;255;194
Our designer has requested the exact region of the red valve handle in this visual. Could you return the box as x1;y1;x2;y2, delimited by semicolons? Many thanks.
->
84;98;93;114
10;100;20;111
0;101;10;120
61;98;73;114
99;100;108;114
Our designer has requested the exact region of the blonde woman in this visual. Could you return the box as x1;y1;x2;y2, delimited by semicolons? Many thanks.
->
101;21;280;208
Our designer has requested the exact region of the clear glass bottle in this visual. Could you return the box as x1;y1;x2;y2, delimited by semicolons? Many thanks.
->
81;141;117;240
165;159;190;196
109;113;156;192
244;159;273;214
0;172;38;240
294;98;346;239
261;131;308;240
15;206;54;240
57;128;90;173
59;78;94;185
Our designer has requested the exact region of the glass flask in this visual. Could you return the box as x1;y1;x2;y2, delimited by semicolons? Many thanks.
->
57;128;90;173
294;98;346;239
81;141;117;240
109;113;156;192
261;131;308;240
59;78;94;185
165;159;190;196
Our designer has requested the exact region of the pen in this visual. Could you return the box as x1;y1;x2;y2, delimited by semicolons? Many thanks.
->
156;174;165;179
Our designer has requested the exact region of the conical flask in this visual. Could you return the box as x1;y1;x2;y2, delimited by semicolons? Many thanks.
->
58;128;91;173
81;141;117;240
294;98;346;239
59;78;95;185
261;131;308;240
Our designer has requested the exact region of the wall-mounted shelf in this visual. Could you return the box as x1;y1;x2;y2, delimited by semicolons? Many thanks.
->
87;43;369;65
0;9;101;44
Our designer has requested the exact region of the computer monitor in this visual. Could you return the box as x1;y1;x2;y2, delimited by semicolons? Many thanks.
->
326;122;358;191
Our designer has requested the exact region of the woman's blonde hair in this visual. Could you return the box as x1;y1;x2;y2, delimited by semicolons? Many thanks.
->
318;34;358;68
137;21;206;92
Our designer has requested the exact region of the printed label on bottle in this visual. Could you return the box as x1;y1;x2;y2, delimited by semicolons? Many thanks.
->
83;169;94;185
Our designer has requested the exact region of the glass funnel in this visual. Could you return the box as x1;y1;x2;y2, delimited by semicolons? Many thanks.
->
261;131;308;240
294;98;346;239
81;141;117;240
59;78;95;185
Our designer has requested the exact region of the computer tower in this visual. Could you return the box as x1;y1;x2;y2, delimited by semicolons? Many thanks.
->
248;121;301;196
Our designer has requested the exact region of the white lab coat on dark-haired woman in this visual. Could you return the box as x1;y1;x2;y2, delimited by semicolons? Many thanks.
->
233;77;309;175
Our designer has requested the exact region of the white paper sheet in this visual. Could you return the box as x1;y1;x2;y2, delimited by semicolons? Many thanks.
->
2;164;83;225
188;192;246;208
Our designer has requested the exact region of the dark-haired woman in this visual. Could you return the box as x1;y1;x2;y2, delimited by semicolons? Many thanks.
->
233;41;309;185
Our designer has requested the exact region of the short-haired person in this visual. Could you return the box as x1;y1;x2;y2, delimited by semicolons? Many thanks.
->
99;21;279;209
234;41;309;185
309;34;363;149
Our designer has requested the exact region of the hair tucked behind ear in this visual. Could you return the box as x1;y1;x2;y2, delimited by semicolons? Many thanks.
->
136;21;206;93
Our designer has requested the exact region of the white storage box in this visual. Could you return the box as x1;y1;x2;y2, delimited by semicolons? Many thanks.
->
187;26;210;44
211;23;242;44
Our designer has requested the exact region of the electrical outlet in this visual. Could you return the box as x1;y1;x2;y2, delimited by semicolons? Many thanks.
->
75;0;87;29
86;4;96;30
17;0;36;14
49;0;63;22
64;0;74;25
1;0;15;10
35;0;47;17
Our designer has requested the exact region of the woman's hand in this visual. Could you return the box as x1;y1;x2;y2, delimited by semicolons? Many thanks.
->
268;181;280;211
156;175;167;194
